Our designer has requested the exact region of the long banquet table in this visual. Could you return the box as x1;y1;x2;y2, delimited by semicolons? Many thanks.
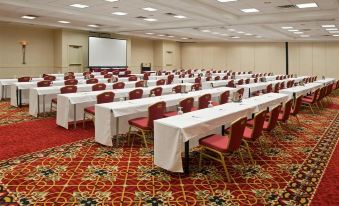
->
154;92;289;173
94;87;237;146
279;82;323;99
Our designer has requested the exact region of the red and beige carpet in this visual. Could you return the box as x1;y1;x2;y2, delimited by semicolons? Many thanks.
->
0;99;338;205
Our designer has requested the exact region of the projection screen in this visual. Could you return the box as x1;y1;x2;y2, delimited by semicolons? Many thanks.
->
88;37;127;67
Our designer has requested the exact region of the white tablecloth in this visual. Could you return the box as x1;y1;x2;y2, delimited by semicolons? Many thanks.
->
315;78;336;86
57;83;194;129
94;87;237;146
154;93;289;172
279;83;323;99
237;80;284;98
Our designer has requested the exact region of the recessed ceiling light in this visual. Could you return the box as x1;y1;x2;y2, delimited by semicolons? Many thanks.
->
281;26;293;29
228;29;235;32
294;32;303;34
58;21;70;24
105;0;119;2
241;8;259;13
237;31;245;34
112;12;127;15
144;18;157;22
296;3;318;9
300;35;310;37
326;28;338;31
245;33;253;36
167;35;175;38
329;31;339;33
174;15;187;19
256;36;263;38
212;32;220;35
145;33;154;35
143;7;157;11
220;34;228;36
70;4;89;8
288;29;299;32
21;15;37;19
181;37;188;39
217;0;238;2
201;30;211;32
231;36;240;38
322;25;335;28
158;34;165;36
333;34;339;37
88;24;99;27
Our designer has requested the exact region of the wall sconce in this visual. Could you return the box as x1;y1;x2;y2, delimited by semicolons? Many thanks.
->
20;40;28;64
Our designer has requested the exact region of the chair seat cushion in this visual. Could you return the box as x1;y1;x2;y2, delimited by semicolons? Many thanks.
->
163;111;177;117
84;106;95;115
243;127;253;139
211;102;219;106
191;107;198;111
262;121;270;130
51;98;57;103
199;134;230;153
302;98;313;103
277;113;284;121
128;117;150;130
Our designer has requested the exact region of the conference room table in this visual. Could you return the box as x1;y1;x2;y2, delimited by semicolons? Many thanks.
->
10;78;110;107
57;83;194;130
154;92;289;173
279;82;323;99
315;78;336;86
94;87;237;146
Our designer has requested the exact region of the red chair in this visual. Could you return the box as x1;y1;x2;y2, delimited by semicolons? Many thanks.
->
64;75;75;80
44;75;56;81
143;73;149;81
273;83;280;93
226;80;235;88
127;101;166;147
135;80;144;87
83;91;115;128
100;70;108;75
113;82;125;89
167;75;174;85
50;85;77;112
212;90;230;106
18;76;31;82
278;99;293;124
129;89;143;100
150;87;162;96
199;116;247;182
236;88;244;97
245;78;250;84
192;94;212;110
164;97;194;117
222;76;228;80
290;95;303;126
279;82;285;90
113;70;120;76
179;74;185;78
237;79;244;85
104;74;113;79
65;79;78;85
214;76;221;81
92;83;106;91
66;72;74;76
191;83;200;91
206;77;212;81
37;80;51;87
128;76;137;81
195;77;201;84
315;87;327;109
172;85;181;93
86;78;99;84
156;79;166;86
242;110;267;164
189;74;194;78
302;88;320;114
262;84;273;94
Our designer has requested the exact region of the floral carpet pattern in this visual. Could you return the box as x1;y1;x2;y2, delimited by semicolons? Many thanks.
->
0;100;338;205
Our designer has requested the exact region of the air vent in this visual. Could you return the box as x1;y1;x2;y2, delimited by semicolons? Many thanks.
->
277;4;296;9
300;29;311;31
323;35;331;37
136;16;146;19
165;12;176;16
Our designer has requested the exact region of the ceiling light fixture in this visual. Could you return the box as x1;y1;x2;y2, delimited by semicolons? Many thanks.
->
237;31;245;34
217;0;238;2
158;34;165;36
231;36;240;38
174;15;187;19
201;30;211;32
245;33;253;36
296;3;318;9
294;32;303;34
145;33;154;35
167;35;175;38
300;35;310;37
281;26;293;29
329;31;339;33
105;0;119;2
70;4;89;8
181;37;188;39
58;21;70;24
112;12;127;15
241;8;259;13
288;29;299;32
144;18;157;21
322;25;335;28
21;15;37;19
88;24;99;27
333;34;339;37
143;7;157;11
326;28;338;31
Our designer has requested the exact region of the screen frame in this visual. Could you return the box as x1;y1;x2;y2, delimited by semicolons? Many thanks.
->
88;36;128;68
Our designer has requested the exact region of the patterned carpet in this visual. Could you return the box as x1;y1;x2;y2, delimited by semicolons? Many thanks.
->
0;98;338;205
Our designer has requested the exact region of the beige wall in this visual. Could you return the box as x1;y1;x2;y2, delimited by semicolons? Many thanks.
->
130;38;154;73
0;24;55;78
181;42;286;74
289;42;339;79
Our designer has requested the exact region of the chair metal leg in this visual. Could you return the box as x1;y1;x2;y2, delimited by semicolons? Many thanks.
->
238;150;245;166
83;112;86;128
243;140;254;165
294;115;301;126
219;153;231;182
309;104;315;114
141;130;148;148
127;126;132;146
199;151;203;170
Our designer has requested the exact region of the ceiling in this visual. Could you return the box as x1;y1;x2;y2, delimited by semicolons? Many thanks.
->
1;0;339;42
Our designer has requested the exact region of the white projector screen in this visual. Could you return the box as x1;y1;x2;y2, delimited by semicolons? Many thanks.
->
89;37;127;67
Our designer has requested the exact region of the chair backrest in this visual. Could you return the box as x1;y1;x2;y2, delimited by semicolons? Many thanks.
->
143;73;149;80
227;80;235;88
60;85;77;94
326;84;333;96
65;79;78;85
206;77;211;81
318;87;326;101
180;97;194;113
245;78;250;84
92;83;106;91
18;76;31;82
100;70;108;75
228;116;247;151
156;79;166;86
179;74;185;78
44;75;56;81
250;110;267;140
135;80;144;87
310;88;320;103
191;83;200;91
219;90;230;105
236;88;244;97
83;71;91;76
86;78;99;84
237;79;244;85
214;76;221;81
147;101;166;129
167;74;174;84
291;95;303;115
189;74;194;78
253;78;258;83
104;74;113;79
195;77;201;84
266;84;273;93
198;93;211;109
37;80;51;87
172;85;181;93
113;82;125;89
274;83;280;93
128;76;137;81
265;105;282;131
280;99;293;122
64;75;75;80
280;81;285;89
129;89;143;100
97;91;114;104
222;75;228;80
276;76;280;80
150;87;163;96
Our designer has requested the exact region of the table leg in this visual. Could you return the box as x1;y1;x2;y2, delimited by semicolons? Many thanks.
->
43;95;46;117
248;88;251;98
19;89;22;107
116;117;119;145
37;95;40;117
184;141;190;175
73;104;77;129
1;85;4;100
16;88;19;107
221;125;225;135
